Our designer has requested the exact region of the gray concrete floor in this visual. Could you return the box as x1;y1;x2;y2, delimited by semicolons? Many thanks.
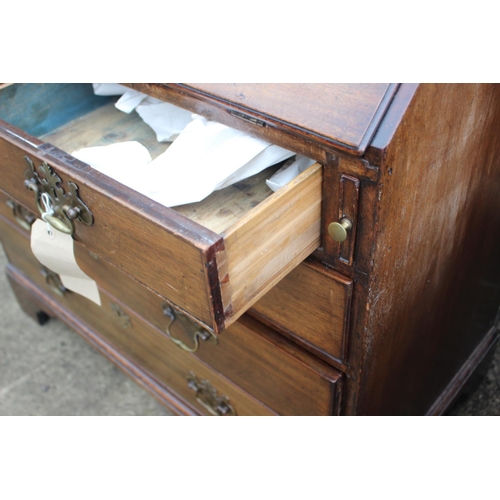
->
1;244;499;416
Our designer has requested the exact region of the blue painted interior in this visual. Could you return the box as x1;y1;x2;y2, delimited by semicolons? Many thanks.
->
0;83;116;137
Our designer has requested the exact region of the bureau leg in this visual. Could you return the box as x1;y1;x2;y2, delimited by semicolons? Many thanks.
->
6;270;53;326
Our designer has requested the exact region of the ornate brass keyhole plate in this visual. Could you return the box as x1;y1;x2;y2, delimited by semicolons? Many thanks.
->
23;156;93;235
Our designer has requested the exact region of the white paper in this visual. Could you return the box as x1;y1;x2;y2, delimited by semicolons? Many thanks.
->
141;114;295;207
72;115;295;207
266;155;317;191
115;89;149;113
30;219;101;305
72;141;152;194
135;97;194;142
92;83;129;96
93;84;194;142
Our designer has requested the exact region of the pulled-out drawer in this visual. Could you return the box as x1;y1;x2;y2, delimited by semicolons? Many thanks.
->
0;83;322;334
0;215;343;415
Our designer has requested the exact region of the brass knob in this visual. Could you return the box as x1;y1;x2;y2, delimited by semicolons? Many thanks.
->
328;218;352;243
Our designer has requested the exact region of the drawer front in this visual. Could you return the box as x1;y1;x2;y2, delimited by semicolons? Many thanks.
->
250;261;352;363
0;83;323;334
0;213;342;415
0;218;274;416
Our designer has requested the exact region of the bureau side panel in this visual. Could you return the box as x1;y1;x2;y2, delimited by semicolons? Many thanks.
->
358;83;500;415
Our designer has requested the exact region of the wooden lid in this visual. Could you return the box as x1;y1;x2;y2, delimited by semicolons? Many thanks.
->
177;83;398;155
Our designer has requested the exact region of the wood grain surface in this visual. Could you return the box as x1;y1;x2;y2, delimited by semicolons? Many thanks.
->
129;83;397;155
355;83;500;415
250;260;352;364
223;161;322;326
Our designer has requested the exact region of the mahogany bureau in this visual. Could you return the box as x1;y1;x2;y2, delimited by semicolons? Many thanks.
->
1;83;499;416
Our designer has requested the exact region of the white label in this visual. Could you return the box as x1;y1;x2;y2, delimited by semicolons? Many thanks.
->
30;219;101;306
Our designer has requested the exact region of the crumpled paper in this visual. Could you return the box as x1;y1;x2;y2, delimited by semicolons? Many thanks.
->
73;112;294;207
85;84;313;207
266;155;317;191
93;83;193;142
142;114;294;206
72;141;152;195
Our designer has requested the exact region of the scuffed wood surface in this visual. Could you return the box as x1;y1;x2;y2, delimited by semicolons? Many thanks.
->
357;83;500;415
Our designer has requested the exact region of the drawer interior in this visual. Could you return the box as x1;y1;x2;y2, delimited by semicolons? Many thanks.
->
0;83;287;234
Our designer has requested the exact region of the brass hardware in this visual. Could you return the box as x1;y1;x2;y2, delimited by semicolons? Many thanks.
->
110;302;131;328
23;156;93;235
187;372;236;416
40;267;67;296
328;218;352;243
162;304;217;353
230;110;266;127
6;199;36;231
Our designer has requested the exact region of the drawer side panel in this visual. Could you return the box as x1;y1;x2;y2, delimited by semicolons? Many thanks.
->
223;162;323;326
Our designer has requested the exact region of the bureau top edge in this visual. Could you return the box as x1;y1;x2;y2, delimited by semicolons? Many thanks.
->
124;83;401;157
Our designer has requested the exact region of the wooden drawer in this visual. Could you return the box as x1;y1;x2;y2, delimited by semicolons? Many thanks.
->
251;260;352;363
0;83;322;334
1;222;275;416
0;214;343;415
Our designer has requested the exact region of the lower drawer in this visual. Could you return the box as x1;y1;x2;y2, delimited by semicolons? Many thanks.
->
0;214;343;415
251;260;352;363
3;241;274;416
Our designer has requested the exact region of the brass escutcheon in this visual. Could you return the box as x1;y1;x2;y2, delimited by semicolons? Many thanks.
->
187;372;236;416
162;304;217;353
110;302;131;329
40;267;67;297
6;199;36;231
23;156;93;235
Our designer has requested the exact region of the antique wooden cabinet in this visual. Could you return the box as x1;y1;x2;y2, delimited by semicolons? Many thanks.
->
1;83;499;415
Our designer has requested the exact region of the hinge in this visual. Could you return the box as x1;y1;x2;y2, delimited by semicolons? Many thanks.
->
230;110;266;127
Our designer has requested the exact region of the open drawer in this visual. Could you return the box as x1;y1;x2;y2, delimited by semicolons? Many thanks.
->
0;83;322;333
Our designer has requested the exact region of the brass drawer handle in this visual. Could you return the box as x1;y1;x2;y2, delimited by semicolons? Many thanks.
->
23;156;93;235
6;199;36;231
40;267;67;297
162;305;217;352
328;217;352;243
187;372;236;416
